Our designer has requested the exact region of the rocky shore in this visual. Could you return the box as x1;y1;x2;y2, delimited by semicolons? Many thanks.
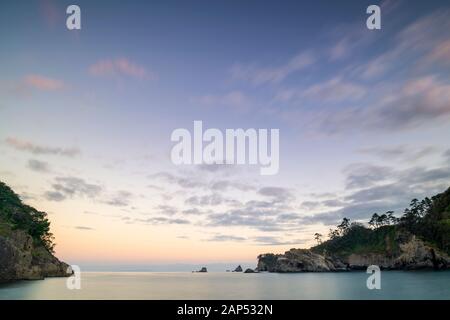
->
257;235;450;272
0;181;70;282
0;229;70;282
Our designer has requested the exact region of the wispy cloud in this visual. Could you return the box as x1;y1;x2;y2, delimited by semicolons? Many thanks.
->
275;77;366;103
269;8;450;138
23;74;65;91
6;137;80;157
343;164;394;190
181;208;208;215
230;51;315;86
303;162;450;226
252;236;306;246
134;217;190;225
349;9;450;79
154;204;178;215
44;191;66;202
74;226;95;231
39;0;63;27
444;149;450;162
185;194;224;206
207;234;247;242
27;159;50;173
426;39;450;66
89;58;155;80
149;171;204;189
205;234;306;246
194;91;253;112
296;75;450;135
358;145;437;162
257;186;294;204
104;190;133;207
45;176;102;202
302;78;366;102
205;202;301;232
210;180;254;192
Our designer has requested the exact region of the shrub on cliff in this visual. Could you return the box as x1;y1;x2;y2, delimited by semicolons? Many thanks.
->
312;187;450;256
0;181;54;252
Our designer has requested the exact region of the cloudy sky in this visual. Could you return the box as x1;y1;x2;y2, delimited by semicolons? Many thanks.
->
1;0;450;267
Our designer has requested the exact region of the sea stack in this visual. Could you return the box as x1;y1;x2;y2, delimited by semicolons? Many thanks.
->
233;265;243;272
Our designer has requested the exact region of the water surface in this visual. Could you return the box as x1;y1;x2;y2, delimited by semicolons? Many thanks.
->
1;271;449;300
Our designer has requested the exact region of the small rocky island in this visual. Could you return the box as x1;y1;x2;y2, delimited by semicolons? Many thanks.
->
0;181;69;282
233;265;243;272
258;187;450;272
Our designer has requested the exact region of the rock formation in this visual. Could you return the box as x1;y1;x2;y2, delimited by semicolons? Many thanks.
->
233;265;243;272
0;229;69;281
257;235;450;272
0;181;70;282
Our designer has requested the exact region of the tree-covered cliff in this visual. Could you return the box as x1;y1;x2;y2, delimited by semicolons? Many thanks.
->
0;181;55;252
258;187;450;272
0;181;69;281
312;187;450;256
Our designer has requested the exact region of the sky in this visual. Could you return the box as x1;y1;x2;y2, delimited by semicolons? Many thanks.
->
1;0;450;269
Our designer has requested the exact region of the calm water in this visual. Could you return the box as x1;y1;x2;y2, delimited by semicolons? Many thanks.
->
0;271;449;300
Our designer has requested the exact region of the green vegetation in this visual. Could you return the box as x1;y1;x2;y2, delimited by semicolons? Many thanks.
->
312;187;450;256
0;181;55;252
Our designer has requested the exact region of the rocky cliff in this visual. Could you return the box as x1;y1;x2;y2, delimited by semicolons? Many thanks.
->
0;181;70;282
259;187;450;273
0;227;69;281
257;234;450;272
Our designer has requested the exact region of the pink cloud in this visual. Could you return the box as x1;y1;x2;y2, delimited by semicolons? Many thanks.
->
39;0;63;27
89;58;155;80
426;40;450;65
24;74;65;91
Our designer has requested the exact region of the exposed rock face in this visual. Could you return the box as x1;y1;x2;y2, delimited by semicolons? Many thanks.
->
0;229;69;282
258;235;450;272
257;250;346;272
244;268;256;273
0;181;70;282
395;236;449;270
233;265;243;272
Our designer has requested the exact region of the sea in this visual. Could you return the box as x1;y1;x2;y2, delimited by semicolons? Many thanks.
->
1;271;449;300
